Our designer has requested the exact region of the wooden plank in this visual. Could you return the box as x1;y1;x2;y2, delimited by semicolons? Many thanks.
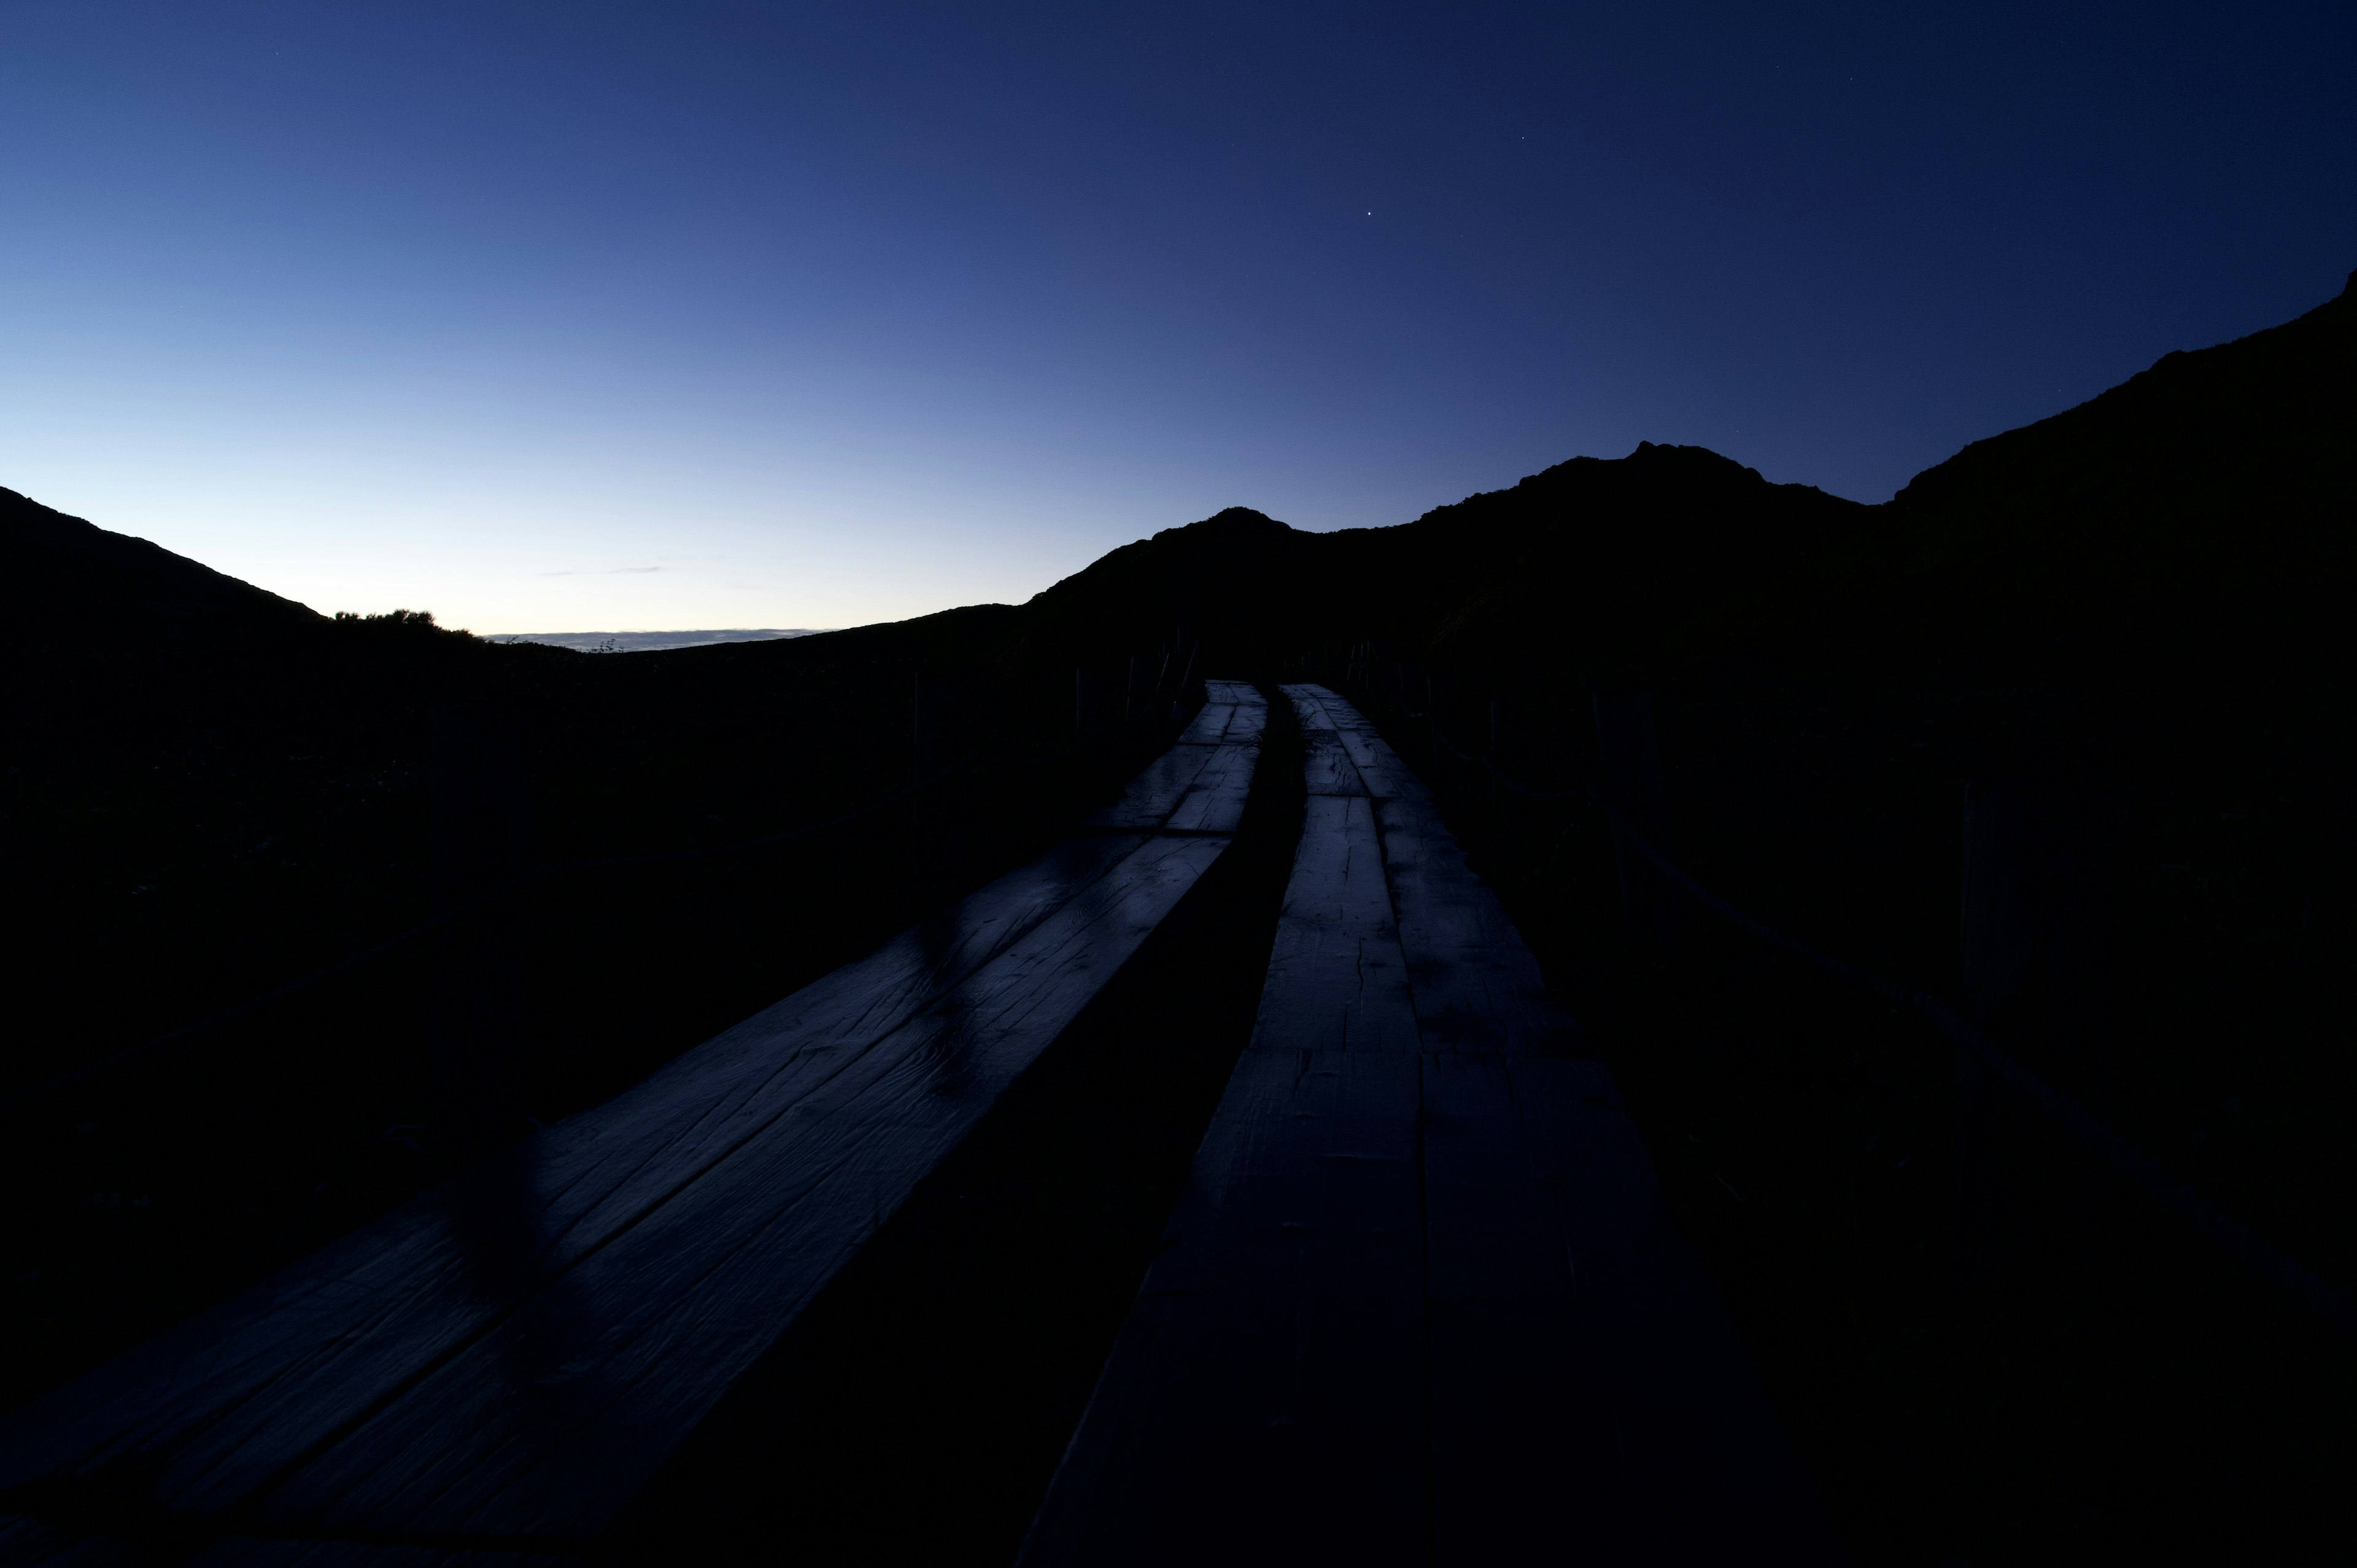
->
1018;1047;1428;1567
1161;737;1260;835
1291;692;1364;798
260;839;1230;1540
1021;700;1424;1564
1374;794;1581;1056
1080;744;1218;830
1420;1051;1665;1562
1253;795;1419;1056
1175;680;1264;747
1029;686;1835;1565
2;706;1268;1551
1424;1053;1843;1563
0;832;1153;1507
1291;685;1579;1057
1174;701;1236;746
1289;686;1430;805
1090;683;1264;831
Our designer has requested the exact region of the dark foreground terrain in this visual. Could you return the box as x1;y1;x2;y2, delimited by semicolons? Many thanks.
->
4;272;2352;1562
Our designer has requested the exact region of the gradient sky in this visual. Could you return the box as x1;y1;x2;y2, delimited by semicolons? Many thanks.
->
3;1;2351;633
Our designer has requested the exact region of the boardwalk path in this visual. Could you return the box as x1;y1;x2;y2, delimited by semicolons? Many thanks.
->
1021;686;1840;1565
0;687;1268;1566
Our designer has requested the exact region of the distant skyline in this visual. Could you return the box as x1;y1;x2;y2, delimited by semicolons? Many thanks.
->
4;1;2351;633
484;628;818;652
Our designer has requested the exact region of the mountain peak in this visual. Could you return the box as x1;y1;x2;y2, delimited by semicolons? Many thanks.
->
1620;441;1767;483
1174;506;1291;536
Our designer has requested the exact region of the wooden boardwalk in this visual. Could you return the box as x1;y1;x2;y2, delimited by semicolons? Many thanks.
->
1020;686;1841;1565
0;685;1268;1566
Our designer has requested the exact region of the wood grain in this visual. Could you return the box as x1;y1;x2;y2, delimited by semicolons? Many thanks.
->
1018;1045;1428;1567
1254;795;1419;1056
1291;684;1580;1057
1;835;1154;1508
1176;680;1266;748
0;693;1268;1556
1024;686;1836;1566
1298;686;1431;805
1080;744;1218;829
271;838;1229;1539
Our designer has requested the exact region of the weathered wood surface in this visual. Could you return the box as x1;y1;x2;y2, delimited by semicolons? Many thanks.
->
1023;1044;1428;1568
1022;684;1840;1566
1312;687;1579;1057
0;686;1266;1564
1254;792;1419;1055
1082;687;1262;833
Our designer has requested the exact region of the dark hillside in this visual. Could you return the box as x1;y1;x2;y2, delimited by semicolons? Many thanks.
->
1;485;323;650
1018;446;1870;677
4;271;2351;1559
1295;274;2357;1562
0;506;1199;1412
1023;504;1309;662
1391;442;1871;674
1874;268;2357;682
3;490;515;1082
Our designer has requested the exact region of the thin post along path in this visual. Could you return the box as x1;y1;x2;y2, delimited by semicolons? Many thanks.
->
1021;684;1841;1566
0;685;1267;1566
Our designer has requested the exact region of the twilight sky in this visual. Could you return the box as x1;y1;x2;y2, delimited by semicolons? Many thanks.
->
2;2;2351;634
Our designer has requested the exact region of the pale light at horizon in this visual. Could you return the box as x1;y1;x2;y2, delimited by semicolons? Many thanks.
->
3;1;2349;632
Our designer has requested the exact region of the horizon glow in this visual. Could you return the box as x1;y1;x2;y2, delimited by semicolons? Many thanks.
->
2;2;2351;633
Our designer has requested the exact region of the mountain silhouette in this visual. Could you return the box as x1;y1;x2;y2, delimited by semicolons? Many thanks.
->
4;268;2349;1081
1873;268;2357;674
13;268;2351;718
1021;443;1867;676
6;268;2352;1567
2;484;322;646
8;272;2351;1043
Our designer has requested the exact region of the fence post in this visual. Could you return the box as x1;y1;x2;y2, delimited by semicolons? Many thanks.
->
428;706;531;1155
910;670;930;912
1175;639;1201;713
1592;684;1678;963
912;668;926;784
1487;690;1501;831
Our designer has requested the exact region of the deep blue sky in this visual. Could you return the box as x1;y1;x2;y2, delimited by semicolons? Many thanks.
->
3;2;2350;631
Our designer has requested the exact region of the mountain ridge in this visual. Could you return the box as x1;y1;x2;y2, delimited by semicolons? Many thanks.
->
16;265;2351;686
